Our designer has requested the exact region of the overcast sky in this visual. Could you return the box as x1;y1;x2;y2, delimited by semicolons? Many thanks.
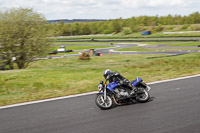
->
0;0;200;20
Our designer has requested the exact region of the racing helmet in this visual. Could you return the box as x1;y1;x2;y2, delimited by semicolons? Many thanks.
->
103;69;112;79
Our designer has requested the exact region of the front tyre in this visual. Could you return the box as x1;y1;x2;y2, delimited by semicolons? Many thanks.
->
95;94;113;110
136;89;150;103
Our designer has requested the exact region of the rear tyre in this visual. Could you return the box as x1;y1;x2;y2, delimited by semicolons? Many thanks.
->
136;89;150;103
95;94;113;110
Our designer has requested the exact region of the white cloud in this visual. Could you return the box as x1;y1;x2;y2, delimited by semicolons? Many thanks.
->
120;0;189;8
148;0;185;7
0;0;200;19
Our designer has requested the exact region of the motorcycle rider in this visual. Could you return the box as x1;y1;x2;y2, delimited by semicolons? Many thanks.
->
103;69;135;94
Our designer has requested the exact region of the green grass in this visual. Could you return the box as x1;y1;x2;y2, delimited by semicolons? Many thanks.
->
54;51;80;55
1;53;200;106
165;42;200;47
51;41;113;44
115;46;200;52
115;46;154;52
49;45;114;51
135;41;194;45
50;31;200;40
47;45;114;55
114;41;200;52
127;32;200;37
141;41;200;47
50;41;193;46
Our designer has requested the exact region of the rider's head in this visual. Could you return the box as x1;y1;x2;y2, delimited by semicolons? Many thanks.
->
103;69;112;79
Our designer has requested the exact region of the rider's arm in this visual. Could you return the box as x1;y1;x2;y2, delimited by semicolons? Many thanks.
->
113;71;130;85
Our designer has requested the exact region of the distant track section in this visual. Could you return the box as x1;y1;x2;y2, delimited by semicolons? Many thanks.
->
55;38;200;42
55;36;200;40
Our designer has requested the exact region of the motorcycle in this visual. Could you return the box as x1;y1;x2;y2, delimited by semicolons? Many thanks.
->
95;77;151;110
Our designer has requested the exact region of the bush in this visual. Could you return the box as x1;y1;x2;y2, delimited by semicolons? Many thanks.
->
146;26;155;31
154;25;163;32
103;30;112;34
181;24;190;30
79;52;90;60
0;8;48;69
122;27;132;35
189;25;200;31
166;26;175;31
171;25;182;31
131;25;140;32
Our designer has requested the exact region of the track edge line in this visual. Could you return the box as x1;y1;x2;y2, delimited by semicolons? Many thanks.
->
1;74;200;109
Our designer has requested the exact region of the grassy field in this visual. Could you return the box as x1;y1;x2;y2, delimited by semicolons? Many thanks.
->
50;41;198;46
134;41;197;45
48;45;114;55
1;53;200;106
49;45;114;51
50;31;200;40
48;41;200;52
115;41;200;52
165;42;200;47
116;47;200;52
50;41;114;44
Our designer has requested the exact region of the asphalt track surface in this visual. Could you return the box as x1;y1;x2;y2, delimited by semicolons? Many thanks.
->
1;75;200;133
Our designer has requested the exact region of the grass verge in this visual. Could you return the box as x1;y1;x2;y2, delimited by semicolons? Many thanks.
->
48;45;115;55
165;42;200;47
1;53;200;106
115;46;200;52
50;31;200;39
48;45;114;51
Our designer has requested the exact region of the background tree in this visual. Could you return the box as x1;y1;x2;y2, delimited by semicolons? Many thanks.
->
89;22;98;34
61;24;72;36
110;20;122;33
45;11;200;37
72;23;81;35
80;23;91;35
0;8;48;69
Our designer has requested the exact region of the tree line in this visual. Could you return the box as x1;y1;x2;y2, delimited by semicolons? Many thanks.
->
48;12;200;36
1;8;200;70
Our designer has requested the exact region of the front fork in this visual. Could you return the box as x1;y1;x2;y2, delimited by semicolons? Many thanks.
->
146;85;151;91
104;84;107;100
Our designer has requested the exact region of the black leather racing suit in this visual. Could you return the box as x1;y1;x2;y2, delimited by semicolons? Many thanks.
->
106;71;131;88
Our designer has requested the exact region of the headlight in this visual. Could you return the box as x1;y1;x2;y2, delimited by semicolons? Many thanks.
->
98;84;103;92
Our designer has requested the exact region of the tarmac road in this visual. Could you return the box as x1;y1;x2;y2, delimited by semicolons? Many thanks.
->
93;43;200;55
48;43;200;59
0;75;200;133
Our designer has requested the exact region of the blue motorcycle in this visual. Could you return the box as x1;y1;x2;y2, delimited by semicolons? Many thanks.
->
95;77;151;110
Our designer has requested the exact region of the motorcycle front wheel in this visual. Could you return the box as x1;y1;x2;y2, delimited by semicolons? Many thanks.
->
136;88;150;103
95;94;113;110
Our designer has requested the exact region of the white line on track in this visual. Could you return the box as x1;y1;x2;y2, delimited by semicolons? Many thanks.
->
109;49;137;53
147;74;200;85
170;88;181;91
1;74;200;110
0;92;97;110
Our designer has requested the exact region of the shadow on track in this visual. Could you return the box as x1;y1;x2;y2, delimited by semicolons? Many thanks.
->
102;96;156;110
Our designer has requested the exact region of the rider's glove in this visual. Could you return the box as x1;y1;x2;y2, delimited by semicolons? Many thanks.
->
122;79;129;85
120;80;124;85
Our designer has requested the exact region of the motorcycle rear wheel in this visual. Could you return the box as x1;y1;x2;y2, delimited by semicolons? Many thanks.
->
136;89;150;103
95;94;113;110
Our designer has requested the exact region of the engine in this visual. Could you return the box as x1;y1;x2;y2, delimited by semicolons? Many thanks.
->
114;87;130;99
